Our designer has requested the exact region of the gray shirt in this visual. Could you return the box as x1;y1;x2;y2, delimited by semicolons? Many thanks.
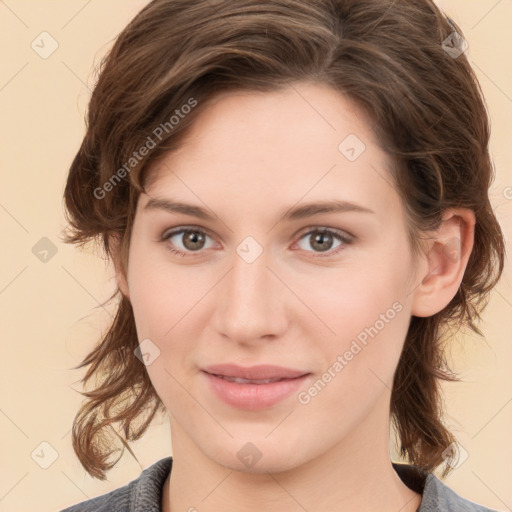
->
60;457;499;511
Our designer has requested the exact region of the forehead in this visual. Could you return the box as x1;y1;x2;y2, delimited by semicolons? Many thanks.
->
142;82;401;223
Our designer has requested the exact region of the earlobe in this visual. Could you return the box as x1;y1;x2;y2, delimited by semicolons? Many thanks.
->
109;233;130;300
410;208;475;318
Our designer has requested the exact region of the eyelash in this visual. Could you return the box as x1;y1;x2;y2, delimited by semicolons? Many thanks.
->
160;225;353;259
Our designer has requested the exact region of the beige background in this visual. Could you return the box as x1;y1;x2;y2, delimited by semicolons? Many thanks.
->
0;1;511;511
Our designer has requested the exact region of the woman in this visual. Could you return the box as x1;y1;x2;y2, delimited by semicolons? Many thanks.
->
60;0;506;510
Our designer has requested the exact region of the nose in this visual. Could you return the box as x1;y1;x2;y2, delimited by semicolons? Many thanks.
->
212;244;288;345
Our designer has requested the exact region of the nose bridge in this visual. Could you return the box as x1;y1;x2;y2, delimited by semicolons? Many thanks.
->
214;240;284;341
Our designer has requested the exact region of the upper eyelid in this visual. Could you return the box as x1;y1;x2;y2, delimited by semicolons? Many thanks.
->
162;225;219;242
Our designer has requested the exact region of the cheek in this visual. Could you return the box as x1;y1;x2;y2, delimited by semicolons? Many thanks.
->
299;259;411;388
126;243;206;338
298;284;409;425
298;259;408;334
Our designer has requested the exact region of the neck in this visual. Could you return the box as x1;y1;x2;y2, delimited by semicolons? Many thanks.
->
164;402;422;512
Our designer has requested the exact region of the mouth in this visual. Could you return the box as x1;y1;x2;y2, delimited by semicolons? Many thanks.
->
202;363;309;381
205;373;301;384
201;364;311;410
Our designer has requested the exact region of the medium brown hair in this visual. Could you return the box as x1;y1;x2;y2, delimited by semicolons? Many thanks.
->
64;0;506;480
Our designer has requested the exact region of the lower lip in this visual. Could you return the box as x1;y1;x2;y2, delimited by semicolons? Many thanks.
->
202;371;310;410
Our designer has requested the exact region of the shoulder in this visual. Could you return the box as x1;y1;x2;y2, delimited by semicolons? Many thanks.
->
59;457;173;512
421;472;501;512
392;462;500;512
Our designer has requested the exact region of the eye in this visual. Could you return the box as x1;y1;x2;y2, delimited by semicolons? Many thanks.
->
160;226;352;258
293;227;352;257
161;227;215;257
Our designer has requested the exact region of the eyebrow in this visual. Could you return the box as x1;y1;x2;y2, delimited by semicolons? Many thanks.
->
143;197;375;221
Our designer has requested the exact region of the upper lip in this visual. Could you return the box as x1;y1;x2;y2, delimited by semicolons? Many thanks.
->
202;364;309;380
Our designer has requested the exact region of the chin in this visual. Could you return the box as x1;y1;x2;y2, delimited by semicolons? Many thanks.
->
205;435;309;475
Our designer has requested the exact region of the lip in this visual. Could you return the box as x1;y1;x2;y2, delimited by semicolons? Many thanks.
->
201;364;311;411
202;363;309;380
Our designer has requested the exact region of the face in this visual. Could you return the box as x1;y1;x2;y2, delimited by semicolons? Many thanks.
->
122;82;423;473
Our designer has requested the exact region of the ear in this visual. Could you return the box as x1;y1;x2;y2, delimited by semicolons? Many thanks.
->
410;208;475;317
109;233;130;300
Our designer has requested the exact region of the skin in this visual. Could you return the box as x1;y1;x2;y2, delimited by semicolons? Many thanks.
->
114;81;475;512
